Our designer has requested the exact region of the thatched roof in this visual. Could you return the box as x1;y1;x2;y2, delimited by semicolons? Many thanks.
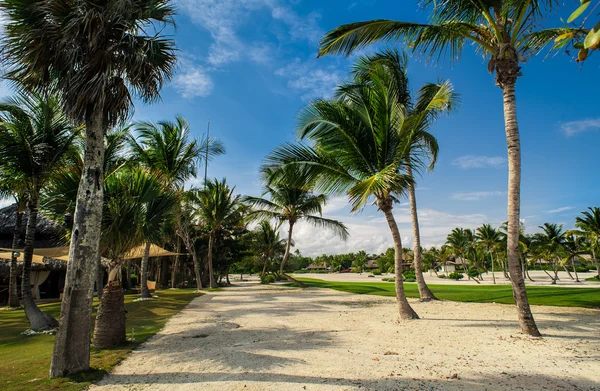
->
0;204;66;242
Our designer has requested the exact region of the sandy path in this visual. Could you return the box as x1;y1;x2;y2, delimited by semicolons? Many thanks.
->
91;283;600;391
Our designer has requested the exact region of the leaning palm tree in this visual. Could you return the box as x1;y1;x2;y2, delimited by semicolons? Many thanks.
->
265;57;439;319
130;116;225;288
532;223;566;284
0;92;78;330
573;207;600;279
192;179;242;288
476;224;501;284
244;181;348;286
0;0;178;375
316;0;558;335
343;49;456;301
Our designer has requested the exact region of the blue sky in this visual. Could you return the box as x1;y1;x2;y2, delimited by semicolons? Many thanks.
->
2;1;599;256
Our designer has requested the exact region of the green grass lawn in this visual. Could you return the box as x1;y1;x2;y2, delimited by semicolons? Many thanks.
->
0;289;201;391
296;278;600;308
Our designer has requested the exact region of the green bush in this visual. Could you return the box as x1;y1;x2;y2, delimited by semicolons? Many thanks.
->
572;265;590;273
261;275;276;284
372;269;382;275
382;277;395;282
585;275;600;281
387;266;395;274
438;274;447;279
403;270;416;280
448;271;464;280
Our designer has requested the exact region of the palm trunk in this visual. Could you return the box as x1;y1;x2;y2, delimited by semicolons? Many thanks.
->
93;261;126;349
502;81;540;336
380;198;419;320
51;106;106;377
140;242;152;298
563;264;574;280
208;231;216;288
570;257;580;282
182;233;202;291
171;239;180;288
280;221;306;287
96;254;104;300
21;184;58;330
261;256;269;279
593;248;599;278
8;210;23;308
407;166;437;301
490;250;496;285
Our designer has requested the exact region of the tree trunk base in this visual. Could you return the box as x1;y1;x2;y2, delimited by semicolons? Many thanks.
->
93;282;126;349
281;273;307;288
23;296;58;331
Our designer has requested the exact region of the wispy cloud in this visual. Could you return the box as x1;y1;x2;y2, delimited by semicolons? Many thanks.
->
560;119;600;136
451;191;505;201
452;155;506;169
275;58;343;100
172;63;214;99
547;206;575;214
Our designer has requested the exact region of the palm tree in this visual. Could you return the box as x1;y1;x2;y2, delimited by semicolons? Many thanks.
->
446;228;476;281
192;179;242;288
0;170;28;308
130;116;225;289
345;49;456;301
1;0;178;375
561;233;586;283
0;92;78;330
533;223;566;284
315;0;557;336
244;183;348;287
93;167;175;348
264;57;441;319
574;207;600;279
476;224;502;284
253;221;287;279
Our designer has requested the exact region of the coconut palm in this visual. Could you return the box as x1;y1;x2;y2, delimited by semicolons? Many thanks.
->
244;182;348;286
130;116;225;289
264;58;439;319
561;233;587;283
0;92;78;330
573;207;600;279
476;224;502;284
92;167;175;348
344;49;456;301
0;0;179;374
532;223;566;284
0;171;28;308
252;221;287;279
192;179;243;288
316;0;558;336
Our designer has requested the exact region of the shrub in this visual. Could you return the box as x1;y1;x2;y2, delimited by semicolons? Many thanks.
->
448;271;464;280
387;266;395;274
261;275;276;284
382;277;395;282
438;274;447;279
403;270;416;280
367;274;375;278
372;269;382;275
585;275;600;282
572;265;590;273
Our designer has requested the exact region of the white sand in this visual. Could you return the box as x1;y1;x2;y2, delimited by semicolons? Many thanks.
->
91;282;600;391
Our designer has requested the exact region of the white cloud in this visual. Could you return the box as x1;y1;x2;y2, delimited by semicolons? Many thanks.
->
560;119;600;136
0;198;13;209
178;0;321;66
322;196;349;215
172;64;214;99
452;155;506;169
547;206;575;214
275;58;343;100
450;191;505;201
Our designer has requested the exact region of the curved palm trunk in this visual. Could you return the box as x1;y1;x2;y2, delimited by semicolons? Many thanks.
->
140;241;152;298
51;107;106;377
93;261;126;349
191;250;203;291
380;200;419;320
171;239;181;288
502;82;540;336
490;250;496;285
208;231;216;288
280;222;306;288
407;167;437;301
261;256;269;279
570;257;580;282
21;186;58;330
8;211;23;308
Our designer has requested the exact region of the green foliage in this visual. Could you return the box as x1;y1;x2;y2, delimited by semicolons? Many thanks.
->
372;269;382;275
448;271;464;280
382;277;395;282
467;267;480;279
261;275;276;284
402;270;416;282
438;274;447;279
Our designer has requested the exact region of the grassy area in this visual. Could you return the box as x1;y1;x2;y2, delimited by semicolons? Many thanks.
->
0;289;201;391
296;278;600;308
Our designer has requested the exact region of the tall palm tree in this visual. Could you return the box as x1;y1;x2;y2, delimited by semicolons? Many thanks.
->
192;178;242;288
244;183;348;286
344;49;456;301
533;223;566;284
253;221;287;278
561;233;586;283
130;116;225;289
0;170;28;308
93;167;175;348
315;0;558;336
264;57;445;319
573;207;600;279
0;0;178;375
0;92;78;330
476;224;501;284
